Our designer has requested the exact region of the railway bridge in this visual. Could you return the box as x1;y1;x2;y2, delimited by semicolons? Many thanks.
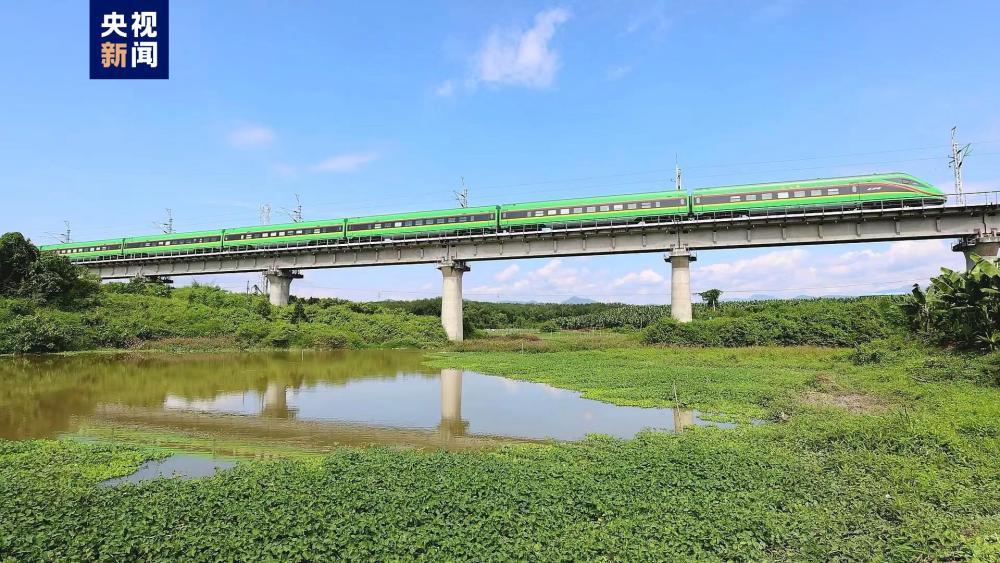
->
81;193;1000;341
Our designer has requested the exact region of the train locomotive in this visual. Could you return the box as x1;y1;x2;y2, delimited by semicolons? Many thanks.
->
41;172;946;261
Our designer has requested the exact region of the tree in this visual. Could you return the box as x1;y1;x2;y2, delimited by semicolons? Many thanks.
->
698;289;723;309
0;232;40;296
0;232;97;305
902;255;1000;351
21;253;100;305
900;284;932;333
290;300;309;324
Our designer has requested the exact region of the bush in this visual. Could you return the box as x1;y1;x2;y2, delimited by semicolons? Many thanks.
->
538;320;559;333
0;312;85;354
643;301;894;348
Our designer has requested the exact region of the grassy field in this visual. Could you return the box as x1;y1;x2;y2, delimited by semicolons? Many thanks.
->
2;334;1000;560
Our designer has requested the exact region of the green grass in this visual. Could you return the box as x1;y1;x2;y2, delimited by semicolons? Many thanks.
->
432;344;839;420
3;337;1000;560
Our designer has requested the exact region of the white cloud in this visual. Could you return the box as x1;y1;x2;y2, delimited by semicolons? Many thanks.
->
623;3;672;36
612;268;663;287
228;124;275;149
311;152;378;173
693;241;964;298
435;80;456;97
605;65;631;81
494;264;520;282
473;8;571;89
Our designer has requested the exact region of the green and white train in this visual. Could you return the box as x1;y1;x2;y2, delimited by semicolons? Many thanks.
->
41;172;946;262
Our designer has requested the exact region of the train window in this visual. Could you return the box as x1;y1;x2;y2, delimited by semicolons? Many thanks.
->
543;209;554;215
534;210;544;217
404;221;413;227
393;222;402;227
573;207;583;213
794;191;806;198
730;196;741;202
295;230;303;235
762;193;773;200
586;206;596;212
627;203;637;210
654;201;662;207
641;202;651;209
600;205;610;211
560;209;570;215
810;189;822;196
314;228;321;234
613;204;624;211
828;188;839;195
746;194;757;201
777;192;789;199
852;186;858;192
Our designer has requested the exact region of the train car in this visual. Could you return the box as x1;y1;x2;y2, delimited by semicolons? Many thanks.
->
345;206;499;239
222;218;348;250
122;230;225;257
499;191;689;230
39;238;125;261
690;173;946;216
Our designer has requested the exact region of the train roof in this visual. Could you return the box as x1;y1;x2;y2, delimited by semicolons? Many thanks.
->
500;190;685;210
690;172;934;194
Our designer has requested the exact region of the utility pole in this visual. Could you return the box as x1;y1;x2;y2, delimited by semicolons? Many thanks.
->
674;155;683;192
949;126;971;205
259;203;272;225
454;177;469;208
155;209;174;234
282;194;303;222
57;221;71;243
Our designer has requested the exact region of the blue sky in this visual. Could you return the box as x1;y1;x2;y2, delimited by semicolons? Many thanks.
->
2;1;998;303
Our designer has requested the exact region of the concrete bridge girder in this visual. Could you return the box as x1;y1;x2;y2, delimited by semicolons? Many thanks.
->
89;209;999;279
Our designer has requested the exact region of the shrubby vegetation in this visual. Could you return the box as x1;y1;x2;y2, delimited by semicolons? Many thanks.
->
0;232;446;353
0;284;446;354
642;298;900;348
902;255;1000;351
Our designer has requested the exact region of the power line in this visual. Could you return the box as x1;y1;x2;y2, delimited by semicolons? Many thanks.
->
292;276;935;299
39;144;1000;241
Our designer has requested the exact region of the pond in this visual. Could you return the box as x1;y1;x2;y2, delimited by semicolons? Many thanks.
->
0;350;727;456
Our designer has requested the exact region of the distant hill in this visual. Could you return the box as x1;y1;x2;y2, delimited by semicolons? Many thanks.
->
562;296;597;304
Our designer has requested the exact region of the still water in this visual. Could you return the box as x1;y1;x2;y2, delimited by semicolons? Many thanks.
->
0;350;725;455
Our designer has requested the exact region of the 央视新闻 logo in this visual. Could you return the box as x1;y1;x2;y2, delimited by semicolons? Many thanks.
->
90;0;169;79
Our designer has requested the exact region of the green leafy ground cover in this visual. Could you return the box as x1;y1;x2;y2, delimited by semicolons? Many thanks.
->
3;340;1000;560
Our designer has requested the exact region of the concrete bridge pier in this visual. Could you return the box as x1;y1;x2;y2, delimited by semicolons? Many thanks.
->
954;234;1000;271
665;248;697;323
264;269;302;306
261;382;293;419
437;260;470;341
438;368;467;440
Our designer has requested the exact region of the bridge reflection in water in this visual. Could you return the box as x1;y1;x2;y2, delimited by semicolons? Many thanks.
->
0;350;727;455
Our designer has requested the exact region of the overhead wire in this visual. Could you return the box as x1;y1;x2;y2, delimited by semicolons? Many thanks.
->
51;141;1000;241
